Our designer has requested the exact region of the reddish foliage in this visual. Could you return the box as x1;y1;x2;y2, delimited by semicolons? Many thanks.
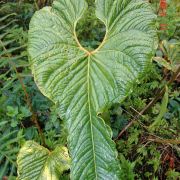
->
162;153;175;170
160;23;168;30
160;0;167;9
159;0;168;30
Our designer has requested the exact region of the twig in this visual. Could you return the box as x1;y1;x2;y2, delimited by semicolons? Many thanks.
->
0;40;46;146
115;66;180;141
148;138;180;145
147;133;180;145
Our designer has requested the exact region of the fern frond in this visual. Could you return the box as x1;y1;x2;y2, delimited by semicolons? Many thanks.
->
0;2;29;178
0;4;28;90
0;129;22;179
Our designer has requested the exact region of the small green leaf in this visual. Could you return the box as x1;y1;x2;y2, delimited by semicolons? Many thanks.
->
17;141;70;180
6;106;18;117
149;86;169;131
19;106;32;118
119;154;136;180
10;120;18;127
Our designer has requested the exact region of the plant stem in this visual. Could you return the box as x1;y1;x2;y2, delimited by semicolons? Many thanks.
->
148;138;180;145
115;66;180;141
0;40;46;146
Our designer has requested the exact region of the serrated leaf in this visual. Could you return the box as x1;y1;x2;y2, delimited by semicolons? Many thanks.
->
17;141;70;180
28;0;157;179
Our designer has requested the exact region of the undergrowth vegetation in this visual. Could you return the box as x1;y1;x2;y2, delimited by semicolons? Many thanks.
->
0;0;179;179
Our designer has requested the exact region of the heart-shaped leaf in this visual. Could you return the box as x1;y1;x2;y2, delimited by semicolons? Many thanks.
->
28;0;157;179
17;141;70;180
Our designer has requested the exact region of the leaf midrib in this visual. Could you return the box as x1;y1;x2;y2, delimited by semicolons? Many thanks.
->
87;55;98;179
73;16;108;178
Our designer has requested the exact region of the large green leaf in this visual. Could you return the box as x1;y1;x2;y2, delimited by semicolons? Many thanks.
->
17;141;70;180
28;0;157;179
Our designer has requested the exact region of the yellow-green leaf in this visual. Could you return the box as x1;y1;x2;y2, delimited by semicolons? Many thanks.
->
149;86;169;131
17;141;70;180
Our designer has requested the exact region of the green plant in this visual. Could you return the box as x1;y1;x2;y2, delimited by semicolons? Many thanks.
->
0;4;27;178
154;40;180;72
114;55;180;179
155;0;180;39
19;0;158;179
17;141;70;179
0;121;23;179
148;86;169;131
119;155;136;180
0;1;52;177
